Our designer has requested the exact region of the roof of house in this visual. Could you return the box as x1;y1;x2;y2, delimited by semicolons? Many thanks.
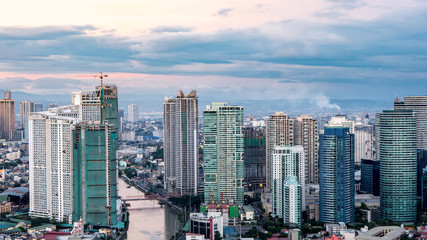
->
0;187;29;197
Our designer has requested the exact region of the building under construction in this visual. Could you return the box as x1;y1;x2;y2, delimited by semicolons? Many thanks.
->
72;123;118;226
29;80;120;225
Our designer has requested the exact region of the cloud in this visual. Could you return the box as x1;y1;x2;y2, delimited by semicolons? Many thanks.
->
0;25;96;40
0;2;426;104
151;26;194;33
0;76;87;94
216;8;234;16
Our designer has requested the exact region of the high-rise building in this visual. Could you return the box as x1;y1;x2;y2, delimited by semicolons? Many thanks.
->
72;123;118;226
394;96;427;150
360;159;380;196
243;126;266;191
48;103;58;109
295;115;319;184
319;127;354;224
128;104;138;123
270;146;305;222
163;90;198;195
29;85;119;225
422;165;427;212
34;103;43;112
283;176;302;226
29;109;78;221
266;112;294;191
203;102;244;205
377;110;417;222
0;91;15;140
325;115;354;134
20;101;35;140
418;150;427;197
20;101;35;128
354;123;374;165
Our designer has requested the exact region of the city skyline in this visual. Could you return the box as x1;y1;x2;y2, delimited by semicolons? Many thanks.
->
0;0;426;113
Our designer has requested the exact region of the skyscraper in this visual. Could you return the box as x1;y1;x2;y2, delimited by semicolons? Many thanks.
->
163;90;198;195
34;103;43;112
295;115;319;184
203;102;244;204
319;127;354;224
271;146;305;221
20;101;35;128
128;104;138;123
72;123;118;226
354;123;374;165
243;126;266;191
29;108;78;221
49;103;58;109
325;115;354;133
377;110;417;222
266;112;294;191
360;159;380;196
0;91;15;140
283;176;302;225
29;85;119;224
394;96;427;150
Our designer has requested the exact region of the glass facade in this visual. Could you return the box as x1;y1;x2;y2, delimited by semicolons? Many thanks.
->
361;159;380;196
319;127;354;223
203;103;244;205
377;110;417;222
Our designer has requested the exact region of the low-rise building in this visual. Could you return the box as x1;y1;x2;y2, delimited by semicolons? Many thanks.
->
27;223;56;234
355;226;405;240
189;212;223;239
261;192;273;214
325;235;344;240
360;208;380;223
326;222;347;236
242;206;255;221
186;233;205;240
0;201;11;214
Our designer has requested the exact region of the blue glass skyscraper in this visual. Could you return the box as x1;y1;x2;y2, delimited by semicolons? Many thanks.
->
319;127;354;223
377;110;417;222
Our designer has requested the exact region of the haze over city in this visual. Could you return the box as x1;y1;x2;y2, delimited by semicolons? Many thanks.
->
0;0;426;112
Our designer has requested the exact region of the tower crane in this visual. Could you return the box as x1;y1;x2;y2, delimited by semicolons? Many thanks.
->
77;72;108;87
77;72;109;121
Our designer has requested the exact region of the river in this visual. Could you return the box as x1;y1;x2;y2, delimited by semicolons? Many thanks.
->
117;178;181;240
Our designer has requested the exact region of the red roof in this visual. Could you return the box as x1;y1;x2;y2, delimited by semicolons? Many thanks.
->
41;231;70;240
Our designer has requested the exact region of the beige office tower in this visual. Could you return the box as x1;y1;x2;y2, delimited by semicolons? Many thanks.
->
266;112;294;191
295;115;319;184
354;122;374;164
326;115;354;134
0;91;15;140
128;104;138;123
20;101;35;128
164;90;198;195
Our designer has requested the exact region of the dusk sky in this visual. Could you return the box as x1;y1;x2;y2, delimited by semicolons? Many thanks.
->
1;0;426;112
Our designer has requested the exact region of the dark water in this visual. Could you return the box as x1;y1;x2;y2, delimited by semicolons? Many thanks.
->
118;179;180;240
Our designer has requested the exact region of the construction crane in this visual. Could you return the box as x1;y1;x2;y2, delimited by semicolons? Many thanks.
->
77;72;109;121
77;72;108;87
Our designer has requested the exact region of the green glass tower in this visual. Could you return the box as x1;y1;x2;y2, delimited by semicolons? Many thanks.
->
377;110;417;223
72;123;118;226
72;85;119;226
203;102;244;205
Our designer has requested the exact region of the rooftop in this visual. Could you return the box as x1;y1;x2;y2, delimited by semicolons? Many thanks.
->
355;226;405;240
0;187;29;197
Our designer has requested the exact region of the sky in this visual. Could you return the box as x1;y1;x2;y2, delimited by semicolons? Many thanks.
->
0;0;426;112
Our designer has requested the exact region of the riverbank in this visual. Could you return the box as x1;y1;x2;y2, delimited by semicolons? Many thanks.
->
121;175;185;215
118;178;180;240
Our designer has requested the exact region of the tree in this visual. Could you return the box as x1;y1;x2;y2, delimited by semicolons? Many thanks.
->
214;231;221;240
360;202;369;210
